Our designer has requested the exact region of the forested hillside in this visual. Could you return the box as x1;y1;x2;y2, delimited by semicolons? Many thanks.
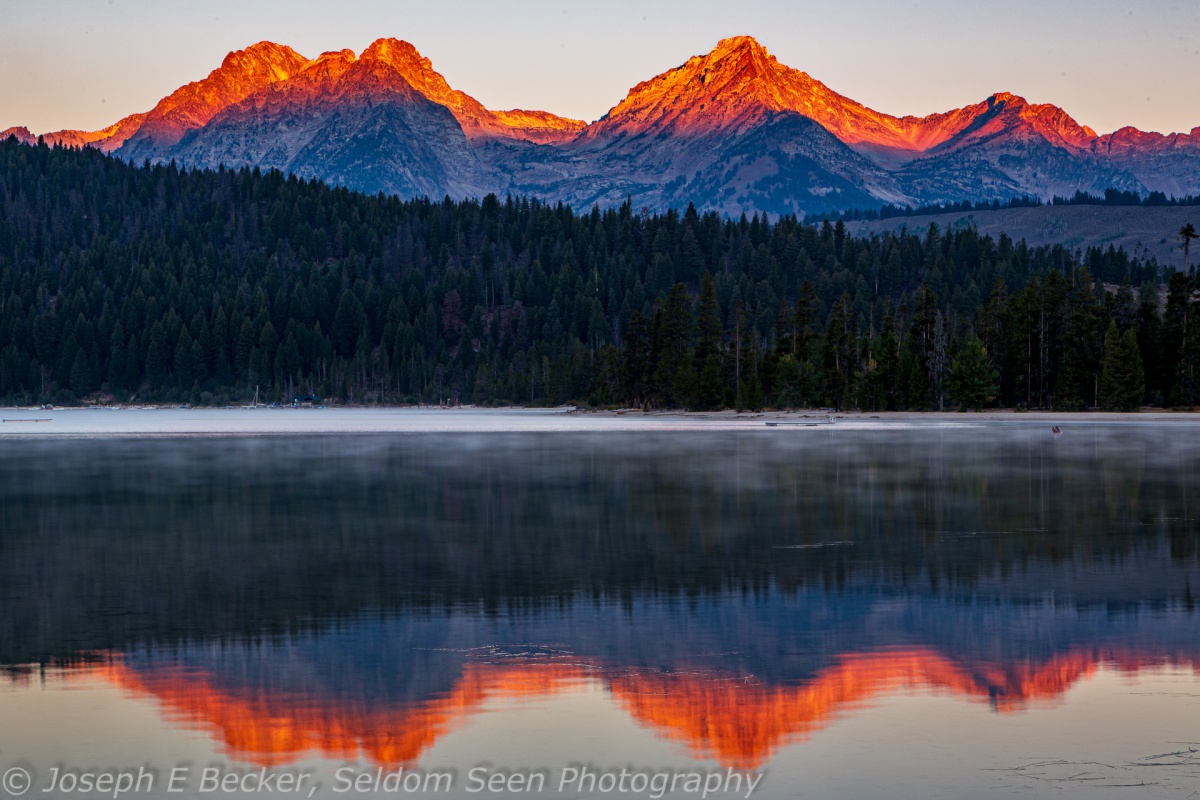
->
0;137;1196;410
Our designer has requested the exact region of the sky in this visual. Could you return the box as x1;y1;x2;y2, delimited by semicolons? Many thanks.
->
2;0;1199;137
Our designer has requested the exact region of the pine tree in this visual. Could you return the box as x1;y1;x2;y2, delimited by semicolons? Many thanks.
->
1162;274;1196;406
653;283;695;406
622;311;652;408
1124;328;1147;411
793;280;818;360
874;313;900;410
174;328;195;389
234;319;255;381
691;273;724;410
333;291;367;357
1137;285;1164;405
904;284;939;409
1181;223;1198;273
145;321;169;389
821;295;852;411
1099;321;1145;411
69;349;92;398
733;300;763;411
946;338;998;410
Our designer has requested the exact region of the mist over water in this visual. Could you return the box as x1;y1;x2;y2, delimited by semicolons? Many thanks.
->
2;416;1199;798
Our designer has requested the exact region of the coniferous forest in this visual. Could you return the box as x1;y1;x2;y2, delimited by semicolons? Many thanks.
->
1;136;1197;410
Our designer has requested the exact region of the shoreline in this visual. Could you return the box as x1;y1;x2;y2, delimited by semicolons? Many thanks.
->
0;405;1197;436
2;404;1198;424
572;407;1200;423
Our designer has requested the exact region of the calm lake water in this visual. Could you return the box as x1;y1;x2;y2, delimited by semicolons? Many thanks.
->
2;411;1199;799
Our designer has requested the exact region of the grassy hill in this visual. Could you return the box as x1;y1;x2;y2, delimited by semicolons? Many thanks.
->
847;205;1200;268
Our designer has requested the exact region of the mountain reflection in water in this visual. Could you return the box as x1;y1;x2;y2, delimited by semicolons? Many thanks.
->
1;426;1198;774
51;599;1200;770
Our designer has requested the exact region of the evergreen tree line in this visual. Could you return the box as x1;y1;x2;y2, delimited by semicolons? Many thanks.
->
0;136;1196;410
832;188;1200;223
832;195;1044;222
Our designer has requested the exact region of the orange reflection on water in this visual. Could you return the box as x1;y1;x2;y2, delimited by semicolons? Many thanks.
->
608;648;1100;769
88;659;592;767
72;648;1197;770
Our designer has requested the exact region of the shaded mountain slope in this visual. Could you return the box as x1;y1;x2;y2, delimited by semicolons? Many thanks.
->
8;35;1200;216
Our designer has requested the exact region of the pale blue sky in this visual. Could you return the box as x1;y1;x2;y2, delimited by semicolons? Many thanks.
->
3;0;1198;136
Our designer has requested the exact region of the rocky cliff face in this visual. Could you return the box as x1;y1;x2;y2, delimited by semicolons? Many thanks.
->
12;36;1200;216
354;38;584;144
1092;126;1200;199
165;45;494;199
2;112;148;153
550;36;907;216
119;42;312;162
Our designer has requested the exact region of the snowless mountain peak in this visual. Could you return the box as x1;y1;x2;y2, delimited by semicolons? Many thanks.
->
349;37;584;143
709;35;772;60
9;34;1200;215
222;41;308;80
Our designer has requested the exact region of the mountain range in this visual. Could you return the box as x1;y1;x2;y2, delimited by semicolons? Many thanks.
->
7;35;1200;216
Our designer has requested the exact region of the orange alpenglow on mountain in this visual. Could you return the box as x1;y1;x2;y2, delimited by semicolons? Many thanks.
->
585;36;1100;155
586;35;916;143
6;34;1177;158
4;39;584;154
7;34;1200;214
119;43;312;158
64;647;1198;770
354;38;585;143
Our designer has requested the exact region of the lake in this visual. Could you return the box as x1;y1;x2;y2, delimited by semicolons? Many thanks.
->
1;410;1198;798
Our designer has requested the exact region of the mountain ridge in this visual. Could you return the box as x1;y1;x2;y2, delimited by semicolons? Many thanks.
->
8;35;1200;216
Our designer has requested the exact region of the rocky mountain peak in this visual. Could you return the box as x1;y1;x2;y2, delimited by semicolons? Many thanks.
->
357;37;478;121
115;41;309;159
970;92;1098;150
10;33;1200;214
222;41;309;82
354;37;581;143
706;35;774;67
585;36;793;140
360;38;427;69
296;49;359;80
987;91;1024;108
587;35;905;149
